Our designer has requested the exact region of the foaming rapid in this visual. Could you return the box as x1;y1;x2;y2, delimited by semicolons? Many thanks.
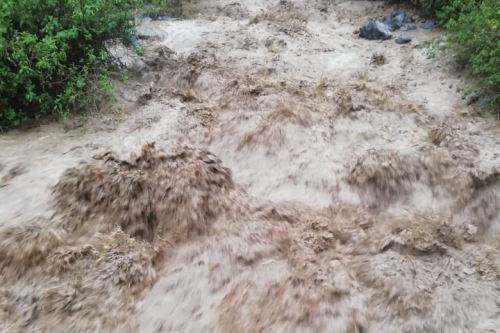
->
0;0;499;332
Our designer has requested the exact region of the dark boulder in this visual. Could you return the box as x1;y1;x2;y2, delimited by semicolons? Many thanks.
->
400;23;417;31
359;20;392;40
395;36;412;44
383;11;406;31
421;20;436;30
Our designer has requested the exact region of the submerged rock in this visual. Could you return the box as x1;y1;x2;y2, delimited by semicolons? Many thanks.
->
400;23;417;31
395;36;412;44
421;20;436;30
359;20;392;41
360;11;420;41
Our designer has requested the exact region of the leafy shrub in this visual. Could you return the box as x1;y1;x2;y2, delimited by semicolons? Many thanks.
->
436;0;479;23
0;0;139;128
403;0;478;20
140;0;187;19
402;0;445;14
141;0;173;19
445;0;500;109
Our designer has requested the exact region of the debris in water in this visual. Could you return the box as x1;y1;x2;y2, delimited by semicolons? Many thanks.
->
0;221;64;269
0;223;157;332
53;144;235;242
346;149;420;206
0;164;25;188
335;88;355;114
370;53;387;66
378;216;463;255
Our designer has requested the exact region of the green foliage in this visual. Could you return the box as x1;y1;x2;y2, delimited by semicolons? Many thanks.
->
445;0;500;109
442;0;500;110
0;0;140;128
436;0;479;24
403;0;445;14
404;0;479;20
141;0;172;19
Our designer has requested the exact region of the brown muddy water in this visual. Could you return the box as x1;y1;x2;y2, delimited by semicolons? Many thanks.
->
1;1;500;332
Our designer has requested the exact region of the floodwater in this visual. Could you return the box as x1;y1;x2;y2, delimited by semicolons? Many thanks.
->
0;1;499;332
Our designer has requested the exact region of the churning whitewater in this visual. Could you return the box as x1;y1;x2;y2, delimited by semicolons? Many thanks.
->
0;0;499;332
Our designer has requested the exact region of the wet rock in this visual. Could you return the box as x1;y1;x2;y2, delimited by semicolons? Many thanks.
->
400;23;417;31
478;94;494;108
382;11;421;32
383;11;406;31
421;20;436;30
411;14;421;22
395;36;412;44
467;92;484;105
359;20;392;41
465;92;494;108
136;25;163;40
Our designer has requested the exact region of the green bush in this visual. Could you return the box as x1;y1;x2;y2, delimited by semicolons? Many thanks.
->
0;0;139;128
140;0;186;19
404;0;478;21
445;0;500;109
436;0;479;23
141;0;184;19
